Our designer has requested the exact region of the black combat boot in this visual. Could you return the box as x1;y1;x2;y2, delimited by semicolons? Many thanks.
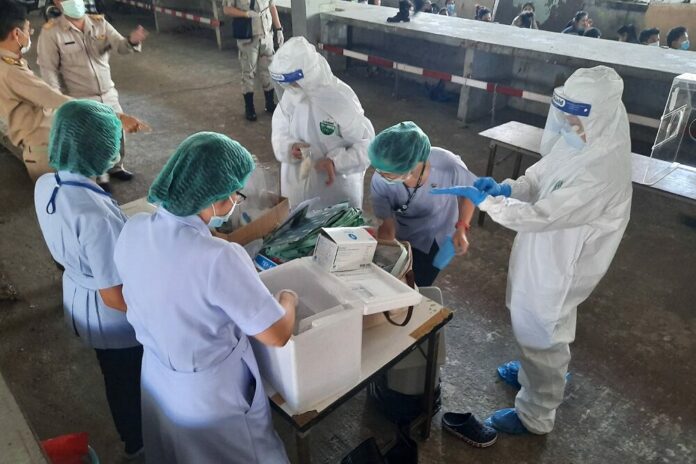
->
264;89;276;113
243;92;257;121
387;1;411;23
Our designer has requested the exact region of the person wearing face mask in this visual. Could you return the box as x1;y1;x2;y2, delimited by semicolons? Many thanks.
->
431;66;632;435
639;27;660;46
445;0;457;17
0;0;71;180
270;37;375;211
369;121;476;287
37;0;148;191
33;100;144;459
113;131;296;463
667;26;690;51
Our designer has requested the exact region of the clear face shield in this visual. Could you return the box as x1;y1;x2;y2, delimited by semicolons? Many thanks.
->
540;89;592;155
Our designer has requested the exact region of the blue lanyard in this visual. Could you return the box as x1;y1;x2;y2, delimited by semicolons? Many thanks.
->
46;173;112;214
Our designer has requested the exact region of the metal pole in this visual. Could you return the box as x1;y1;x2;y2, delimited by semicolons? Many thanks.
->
212;0;223;51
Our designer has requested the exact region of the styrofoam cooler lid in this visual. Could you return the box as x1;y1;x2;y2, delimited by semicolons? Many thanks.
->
332;263;422;315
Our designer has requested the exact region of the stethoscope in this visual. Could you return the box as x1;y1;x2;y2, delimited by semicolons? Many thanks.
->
46;173;112;215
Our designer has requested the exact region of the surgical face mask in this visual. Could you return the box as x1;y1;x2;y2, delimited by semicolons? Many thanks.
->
208;198;237;229
17;29;31;55
681;40;690;51
561;127;586;150
446;4;455;15
384;177;406;185
61;0;86;19
649;40;660;47
378;170;410;185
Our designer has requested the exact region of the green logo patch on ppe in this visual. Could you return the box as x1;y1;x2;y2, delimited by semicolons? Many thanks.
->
552;180;564;191
320;120;337;135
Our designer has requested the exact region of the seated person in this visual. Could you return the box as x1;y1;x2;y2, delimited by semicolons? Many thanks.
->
444;0;456;16
513;11;536;29
562;11;590;35
511;2;538;29
617;24;637;43
474;4;491;21
639;27;660;46
667;26;689;50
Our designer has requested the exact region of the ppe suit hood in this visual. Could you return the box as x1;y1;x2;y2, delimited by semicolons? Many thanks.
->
269;37;366;129
540;66;630;175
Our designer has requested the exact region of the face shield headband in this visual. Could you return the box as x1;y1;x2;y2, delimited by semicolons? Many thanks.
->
270;69;304;83
551;91;592;117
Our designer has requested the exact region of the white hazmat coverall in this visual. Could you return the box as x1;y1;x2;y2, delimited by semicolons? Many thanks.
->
270;37;375;210
479;66;633;434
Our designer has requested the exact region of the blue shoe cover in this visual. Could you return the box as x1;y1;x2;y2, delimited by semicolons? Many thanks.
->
497;360;571;390
497;361;521;389
484;408;529;435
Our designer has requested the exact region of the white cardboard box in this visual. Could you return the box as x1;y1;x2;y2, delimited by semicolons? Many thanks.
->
313;227;377;272
253;258;364;413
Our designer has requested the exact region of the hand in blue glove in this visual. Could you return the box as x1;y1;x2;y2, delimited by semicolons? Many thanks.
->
474;177;511;197
430;186;489;206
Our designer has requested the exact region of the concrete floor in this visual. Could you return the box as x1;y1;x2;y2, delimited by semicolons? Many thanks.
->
1;10;695;464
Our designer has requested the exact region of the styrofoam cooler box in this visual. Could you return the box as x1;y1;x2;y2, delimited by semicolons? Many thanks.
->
253;258;364;413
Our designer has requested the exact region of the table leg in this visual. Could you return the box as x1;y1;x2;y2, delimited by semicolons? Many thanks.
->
420;330;441;439
151;0;160;34
512;151;523;179
393;70;400;98
296;429;312;464
477;143;498;226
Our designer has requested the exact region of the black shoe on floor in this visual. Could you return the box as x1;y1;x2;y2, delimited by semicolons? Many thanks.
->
124;444;144;460
244;92;257;121
264;89;276;113
109;169;134;181
442;412;498;448
97;182;112;193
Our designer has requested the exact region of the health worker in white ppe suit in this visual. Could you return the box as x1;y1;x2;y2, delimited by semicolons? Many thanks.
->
270;37;375;210
432;66;633;435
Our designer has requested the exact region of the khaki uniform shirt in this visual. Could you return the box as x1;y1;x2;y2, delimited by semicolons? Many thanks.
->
0;49;70;148
37;14;140;104
228;0;275;38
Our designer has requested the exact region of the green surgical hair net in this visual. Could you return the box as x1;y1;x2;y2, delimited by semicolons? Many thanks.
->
148;132;255;217
368;121;431;174
49;99;122;177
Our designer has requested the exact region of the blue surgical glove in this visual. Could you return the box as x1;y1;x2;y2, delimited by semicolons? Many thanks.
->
430;186;489;206
474;177;512;197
